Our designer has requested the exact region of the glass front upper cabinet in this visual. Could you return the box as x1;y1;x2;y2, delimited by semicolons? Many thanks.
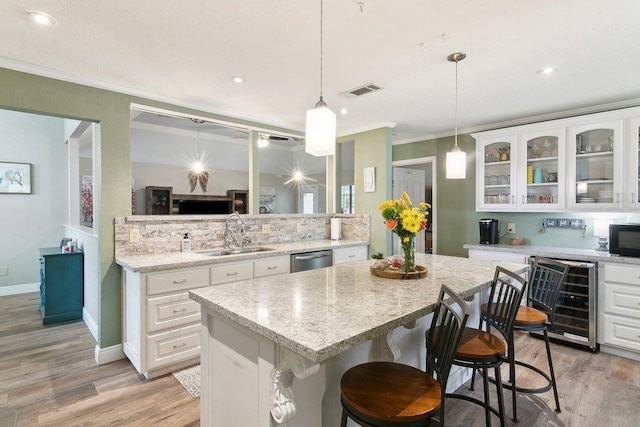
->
566;120;623;210
625;116;640;209
518;128;565;211
476;136;516;211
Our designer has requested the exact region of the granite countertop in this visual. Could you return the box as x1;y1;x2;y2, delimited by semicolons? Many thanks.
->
116;239;369;272
463;243;640;265
189;253;528;363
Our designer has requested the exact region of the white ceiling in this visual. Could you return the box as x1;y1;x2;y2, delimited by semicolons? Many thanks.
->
2;0;640;142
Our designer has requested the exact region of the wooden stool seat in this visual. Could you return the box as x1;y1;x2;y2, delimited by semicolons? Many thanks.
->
341;362;441;425
481;303;548;326
455;327;505;362
515;306;547;326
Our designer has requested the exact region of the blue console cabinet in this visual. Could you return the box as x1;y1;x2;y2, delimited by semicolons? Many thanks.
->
39;247;84;325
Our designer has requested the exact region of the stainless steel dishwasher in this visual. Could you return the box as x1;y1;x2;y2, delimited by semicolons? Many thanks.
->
290;250;333;272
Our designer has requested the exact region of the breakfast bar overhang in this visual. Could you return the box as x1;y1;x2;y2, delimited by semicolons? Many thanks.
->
189;254;528;427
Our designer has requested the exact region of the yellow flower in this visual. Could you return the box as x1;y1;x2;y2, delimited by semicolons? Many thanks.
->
401;191;413;207
378;200;394;210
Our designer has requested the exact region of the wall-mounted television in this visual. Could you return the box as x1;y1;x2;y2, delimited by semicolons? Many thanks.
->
177;199;232;215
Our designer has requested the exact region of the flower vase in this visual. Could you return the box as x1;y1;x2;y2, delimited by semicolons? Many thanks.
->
402;237;416;273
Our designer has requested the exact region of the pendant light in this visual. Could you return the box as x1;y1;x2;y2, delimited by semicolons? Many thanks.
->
446;52;467;179
305;0;336;157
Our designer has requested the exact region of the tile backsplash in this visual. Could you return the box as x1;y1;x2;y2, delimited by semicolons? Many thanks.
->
115;214;370;257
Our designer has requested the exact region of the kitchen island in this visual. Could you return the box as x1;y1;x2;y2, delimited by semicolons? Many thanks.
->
189;253;528;427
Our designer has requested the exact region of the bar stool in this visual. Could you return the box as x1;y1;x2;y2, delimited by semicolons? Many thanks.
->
340;285;469;427
447;266;526;427
509;257;569;421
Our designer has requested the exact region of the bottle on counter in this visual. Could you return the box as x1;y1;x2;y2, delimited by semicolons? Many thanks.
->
181;233;191;252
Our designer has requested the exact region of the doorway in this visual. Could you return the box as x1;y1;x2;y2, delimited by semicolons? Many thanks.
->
392;157;436;255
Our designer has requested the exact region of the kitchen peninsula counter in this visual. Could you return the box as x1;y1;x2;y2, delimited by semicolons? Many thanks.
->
190;253;527;427
115;238;368;273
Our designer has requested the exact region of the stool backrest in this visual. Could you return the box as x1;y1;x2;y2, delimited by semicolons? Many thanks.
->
528;257;570;326
426;285;469;391
485;266;527;342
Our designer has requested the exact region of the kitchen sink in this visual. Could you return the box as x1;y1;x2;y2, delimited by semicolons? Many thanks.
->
198;247;274;257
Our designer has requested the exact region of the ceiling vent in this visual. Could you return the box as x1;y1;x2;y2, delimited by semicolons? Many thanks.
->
340;83;383;98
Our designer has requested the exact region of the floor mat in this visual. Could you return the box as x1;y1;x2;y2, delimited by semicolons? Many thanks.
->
171;364;201;399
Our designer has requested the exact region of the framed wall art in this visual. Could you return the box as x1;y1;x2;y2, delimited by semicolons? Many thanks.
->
364;167;376;192
0;162;32;194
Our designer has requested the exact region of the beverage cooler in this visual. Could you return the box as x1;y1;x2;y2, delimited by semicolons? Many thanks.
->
528;257;598;351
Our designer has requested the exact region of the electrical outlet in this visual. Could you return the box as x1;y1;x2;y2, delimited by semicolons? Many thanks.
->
0;267;7;276
129;229;140;243
507;223;516;234
296;223;302;233
262;224;271;234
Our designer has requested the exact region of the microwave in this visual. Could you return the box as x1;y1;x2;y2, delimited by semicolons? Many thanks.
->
609;224;640;257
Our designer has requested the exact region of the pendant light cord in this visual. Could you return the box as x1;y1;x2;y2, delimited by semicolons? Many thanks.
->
454;58;458;148
320;0;324;101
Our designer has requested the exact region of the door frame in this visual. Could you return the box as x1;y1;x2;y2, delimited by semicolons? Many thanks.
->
392;156;437;254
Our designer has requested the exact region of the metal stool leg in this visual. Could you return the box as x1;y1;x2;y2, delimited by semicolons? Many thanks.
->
543;329;561;412
509;331;519;423
482;367;492;427
494;365;506;427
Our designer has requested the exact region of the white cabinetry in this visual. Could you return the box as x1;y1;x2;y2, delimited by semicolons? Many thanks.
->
124;255;291;378
473;106;640;212
623;116;640;209
599;263;640;361
333;245;369;265
566;118;623;210
468;249;530;265
123;266;209;378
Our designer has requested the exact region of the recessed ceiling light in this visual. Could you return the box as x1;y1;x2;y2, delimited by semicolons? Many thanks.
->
231;76;245;84
26;11;57;26
537;66;555;76
340;108;349;115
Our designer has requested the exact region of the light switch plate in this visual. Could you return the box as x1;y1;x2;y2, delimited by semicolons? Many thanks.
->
296;223;302;233
0;267;7;276
262;224;271;234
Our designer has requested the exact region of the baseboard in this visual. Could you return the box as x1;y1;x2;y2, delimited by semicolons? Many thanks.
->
95;343;125;366
599;344;640;362
83;308;98;341
0;282;39;296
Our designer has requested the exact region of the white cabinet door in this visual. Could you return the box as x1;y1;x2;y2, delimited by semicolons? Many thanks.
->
517;127;566;211
566;118;623;210
624;115;640;209
475;134;517;211
333;245;368;265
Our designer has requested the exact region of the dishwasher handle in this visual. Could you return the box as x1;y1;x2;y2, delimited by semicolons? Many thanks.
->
293;253;332;261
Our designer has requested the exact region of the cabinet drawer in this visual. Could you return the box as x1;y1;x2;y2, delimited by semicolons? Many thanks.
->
147;292;201;333
602;282;640;318
603;264;640;285
601;313;640;352
333;246;368;265
254;256;290;278
147;323;201;370
146;268;209;296
211;262;252;285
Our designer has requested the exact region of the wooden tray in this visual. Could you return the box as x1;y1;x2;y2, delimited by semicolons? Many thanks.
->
369;265;428;280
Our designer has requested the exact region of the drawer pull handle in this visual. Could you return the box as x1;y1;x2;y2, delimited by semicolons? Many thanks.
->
227;272;238;276
267;266;278;270
172;342;187;349
173;279;187;284
173;308;187;313
348;254;355;258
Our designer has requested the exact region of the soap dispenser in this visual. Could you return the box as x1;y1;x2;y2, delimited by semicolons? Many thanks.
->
181;233;191;252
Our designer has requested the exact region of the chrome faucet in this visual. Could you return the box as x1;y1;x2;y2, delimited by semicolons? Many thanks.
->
224;212;251;248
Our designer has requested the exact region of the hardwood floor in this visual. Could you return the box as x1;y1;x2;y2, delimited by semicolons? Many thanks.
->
0;293;199;427
1;292;640;426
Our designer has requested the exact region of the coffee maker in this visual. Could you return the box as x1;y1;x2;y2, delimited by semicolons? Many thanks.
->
479;218;499;244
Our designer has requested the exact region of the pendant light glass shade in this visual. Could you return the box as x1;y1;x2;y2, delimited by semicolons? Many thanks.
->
446;52;466;179
306;97;336;156
305;0;336;157
446;147;466;179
